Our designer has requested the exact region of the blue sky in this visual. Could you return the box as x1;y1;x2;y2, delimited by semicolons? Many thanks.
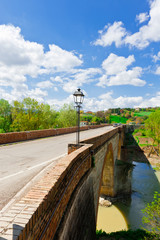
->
0;0;160;111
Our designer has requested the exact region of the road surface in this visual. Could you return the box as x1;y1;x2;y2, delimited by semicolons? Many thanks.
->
0;126;113;210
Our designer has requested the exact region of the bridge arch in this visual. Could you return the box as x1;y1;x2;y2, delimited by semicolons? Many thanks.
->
100;143;115;197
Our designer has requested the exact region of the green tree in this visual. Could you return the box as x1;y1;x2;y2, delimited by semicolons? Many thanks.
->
38;103;58;129
11;100;26;131
142;191;160;238
11;98;58;131
56;104;76;128
92;116;101;124
145;110;160;151
0;99;12;132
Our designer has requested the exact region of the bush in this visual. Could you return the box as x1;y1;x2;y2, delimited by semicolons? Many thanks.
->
0;128;5;133
96;229;155;240
142;191;160;238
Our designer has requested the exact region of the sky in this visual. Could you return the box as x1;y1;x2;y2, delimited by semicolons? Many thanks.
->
0;0;160;111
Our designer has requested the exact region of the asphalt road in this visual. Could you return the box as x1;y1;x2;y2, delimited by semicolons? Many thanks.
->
0;126;113;211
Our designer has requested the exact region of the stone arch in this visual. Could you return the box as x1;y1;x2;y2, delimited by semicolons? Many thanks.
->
100;143;115;198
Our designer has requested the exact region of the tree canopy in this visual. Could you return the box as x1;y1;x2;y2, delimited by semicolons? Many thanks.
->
0;98;76;132
145;110;160;150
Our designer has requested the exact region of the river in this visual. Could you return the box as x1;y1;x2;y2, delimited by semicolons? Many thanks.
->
97;161;160;232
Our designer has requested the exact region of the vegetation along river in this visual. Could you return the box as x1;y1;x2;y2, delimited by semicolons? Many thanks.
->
97;161;160;232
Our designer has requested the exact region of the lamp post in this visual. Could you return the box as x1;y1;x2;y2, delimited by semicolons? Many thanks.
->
73;88;84;145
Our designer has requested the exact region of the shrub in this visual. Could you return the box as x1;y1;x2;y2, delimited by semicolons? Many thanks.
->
96;229;154;240
142;191;160;239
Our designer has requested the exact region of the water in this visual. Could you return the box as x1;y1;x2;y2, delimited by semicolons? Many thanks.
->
97;162;160;232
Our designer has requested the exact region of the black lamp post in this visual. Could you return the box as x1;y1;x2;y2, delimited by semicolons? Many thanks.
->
73;88;84;145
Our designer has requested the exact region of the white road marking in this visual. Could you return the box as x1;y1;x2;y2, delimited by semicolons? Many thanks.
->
0;154;66;182
0;171;24;181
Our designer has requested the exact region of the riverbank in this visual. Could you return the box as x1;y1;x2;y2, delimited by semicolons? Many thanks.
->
96;131;160;240
96;229;157;240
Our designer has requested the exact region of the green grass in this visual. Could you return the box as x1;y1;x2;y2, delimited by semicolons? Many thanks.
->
110;115;127;123
139;143;149;147
134;112;152;117
135;136;140;144
152;165;160;171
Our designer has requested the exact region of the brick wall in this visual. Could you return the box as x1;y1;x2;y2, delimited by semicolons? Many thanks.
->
53;133;120;240
0;124;110;144
13;126;125;240
16;144;93;240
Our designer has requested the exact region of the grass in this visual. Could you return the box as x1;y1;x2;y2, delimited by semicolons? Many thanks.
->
134;112;152;117
152;165;160;171
110;115;127;123
139;143;149;147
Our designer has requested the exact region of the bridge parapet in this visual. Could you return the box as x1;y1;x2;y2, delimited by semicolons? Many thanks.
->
11;126;126;240
15;144;93;240
0;124;111;144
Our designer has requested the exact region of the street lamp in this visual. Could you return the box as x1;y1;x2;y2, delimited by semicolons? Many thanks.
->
73;88;84;145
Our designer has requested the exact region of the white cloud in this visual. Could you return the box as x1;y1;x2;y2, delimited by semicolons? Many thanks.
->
125;0;160;49
152;51;160;62
155;66;160;75
83;91;160;111
62;68;101;93
97;53;146;87
47;94;74;109
37;80;53;89
136;12;149;24
54;87;58;92
0;24;83;101
138;91;160;107
93;0;160;49
93;21;127;47
83;91;143;111
27;88;48;103
43;44;83;72
50;76;63;83
102;53;135;75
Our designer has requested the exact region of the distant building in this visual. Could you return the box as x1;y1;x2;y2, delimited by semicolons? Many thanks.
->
85;111;93;114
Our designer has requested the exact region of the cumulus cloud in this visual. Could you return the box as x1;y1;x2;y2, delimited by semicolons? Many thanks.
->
102;54;135;75
97;53;146;87
82;91;160;111
37;80;53;89
47;94;74;109
152;51;160;62
43;44;83;72
83;91;143;111
136;12;149;24
62;68;101;93
155;66;160;75
138;91;160;107
125;0;160;49
93;0;160;49
0;24;83;102
93;22;127;47
50;76;63;83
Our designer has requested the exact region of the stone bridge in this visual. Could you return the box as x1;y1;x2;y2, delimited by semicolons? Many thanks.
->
2;126;131;240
